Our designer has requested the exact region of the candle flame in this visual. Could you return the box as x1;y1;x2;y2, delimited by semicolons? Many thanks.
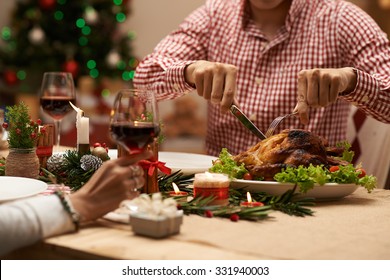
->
69;101;84;116
172;182;180;194
205;171;213;178
246;192;252;203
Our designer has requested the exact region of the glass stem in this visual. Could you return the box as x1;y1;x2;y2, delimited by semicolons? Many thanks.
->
54;119;61;152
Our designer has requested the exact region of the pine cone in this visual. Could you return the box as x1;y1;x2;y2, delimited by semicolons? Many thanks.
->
80;154;103;171
46;153;66;174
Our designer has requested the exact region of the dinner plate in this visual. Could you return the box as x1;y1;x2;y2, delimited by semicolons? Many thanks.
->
230;179;359;201
108;150;217;175
158;152;217;175
0;176;47;203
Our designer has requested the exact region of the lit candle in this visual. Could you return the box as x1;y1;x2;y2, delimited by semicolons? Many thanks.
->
240;192;264;207
70;102;90;154
193;172;230;206
168;182;188;202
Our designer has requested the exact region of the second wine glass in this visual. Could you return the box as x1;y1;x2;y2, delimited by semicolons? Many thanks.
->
39;72;75;151
110;89;160;155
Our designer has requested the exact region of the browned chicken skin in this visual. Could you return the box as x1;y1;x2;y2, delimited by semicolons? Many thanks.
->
234;129;346;180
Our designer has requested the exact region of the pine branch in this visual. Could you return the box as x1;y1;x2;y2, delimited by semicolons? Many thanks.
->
158;170;194;191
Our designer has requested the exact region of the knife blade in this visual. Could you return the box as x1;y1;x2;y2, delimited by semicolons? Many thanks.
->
230;105;266;140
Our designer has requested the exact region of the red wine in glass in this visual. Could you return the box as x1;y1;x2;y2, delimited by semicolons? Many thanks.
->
40;96;75;120
110;122;160;154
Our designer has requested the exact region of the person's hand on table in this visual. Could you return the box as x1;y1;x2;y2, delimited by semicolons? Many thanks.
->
185;60;238;113
69;151;152;222
294;67;357;125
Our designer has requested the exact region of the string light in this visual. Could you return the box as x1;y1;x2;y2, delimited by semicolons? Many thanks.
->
79;36;88;46
87;60;96;70
116;60;126;70
17;70;27;80
76;18;86;28
101;89;110;98
113;0;123;5
1;27;11;40
54;11;64;20
90;69;99;78
81;26;91;35
116;13;126;23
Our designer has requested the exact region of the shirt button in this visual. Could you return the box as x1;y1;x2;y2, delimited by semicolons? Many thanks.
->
255;77;263;85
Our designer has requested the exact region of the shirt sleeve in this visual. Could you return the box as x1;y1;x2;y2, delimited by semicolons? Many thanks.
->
0;195;75;256
133;1;213;100
336;2;390;124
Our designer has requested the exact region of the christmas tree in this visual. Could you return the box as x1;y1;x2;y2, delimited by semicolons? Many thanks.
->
0;0;137;93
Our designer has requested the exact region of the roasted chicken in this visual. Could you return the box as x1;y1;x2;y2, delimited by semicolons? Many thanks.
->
234;129;347;180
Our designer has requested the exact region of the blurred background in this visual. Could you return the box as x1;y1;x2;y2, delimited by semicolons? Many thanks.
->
0;0;389;187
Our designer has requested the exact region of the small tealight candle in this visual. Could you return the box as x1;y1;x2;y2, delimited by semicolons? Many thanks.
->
169;183;188;202
241;192;264;207
193;172;230;206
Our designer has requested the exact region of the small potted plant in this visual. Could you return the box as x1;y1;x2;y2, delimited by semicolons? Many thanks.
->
2;102;42;179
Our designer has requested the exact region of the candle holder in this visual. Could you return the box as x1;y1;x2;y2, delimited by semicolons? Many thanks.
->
36;124;54;169
240;192;264;207
193;172;230;206
168;191;188;203
77;143;90;155
240;201;264;207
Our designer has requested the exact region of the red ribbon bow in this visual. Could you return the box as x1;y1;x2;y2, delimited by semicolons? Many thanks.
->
139;160;172;177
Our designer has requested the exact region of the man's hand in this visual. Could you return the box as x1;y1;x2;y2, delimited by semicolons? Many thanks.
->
294;67;357;125
185;60;237;113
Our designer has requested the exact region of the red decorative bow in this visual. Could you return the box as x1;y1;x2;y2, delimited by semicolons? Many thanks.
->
139;160;172;177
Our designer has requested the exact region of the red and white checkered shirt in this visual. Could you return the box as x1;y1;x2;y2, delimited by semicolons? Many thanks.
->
134;0;390;156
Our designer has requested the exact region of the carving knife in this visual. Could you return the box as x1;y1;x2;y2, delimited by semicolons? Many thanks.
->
230;105;266;140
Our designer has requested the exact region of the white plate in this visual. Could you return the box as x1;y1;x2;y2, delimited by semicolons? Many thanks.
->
108;150;217;175
0;177;48;203
230;179;359;201
158;152;217;175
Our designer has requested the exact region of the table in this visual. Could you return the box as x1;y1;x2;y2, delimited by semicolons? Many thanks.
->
4;187;390;260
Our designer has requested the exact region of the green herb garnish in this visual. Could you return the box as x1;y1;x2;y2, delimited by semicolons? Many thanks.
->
208;148;248;179
274;164;376;193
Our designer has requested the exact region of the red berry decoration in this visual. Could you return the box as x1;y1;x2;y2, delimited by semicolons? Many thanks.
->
2;122;8;129
93;142;102;148
36;119;42;125
30;132;37;139
40;127;46;134
16;128;21;135
230;214;240;222
204;210;213;218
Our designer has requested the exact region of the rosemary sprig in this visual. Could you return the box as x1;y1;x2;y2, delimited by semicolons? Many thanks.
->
158;170;194;191
229;186;315;217
173;195;272;221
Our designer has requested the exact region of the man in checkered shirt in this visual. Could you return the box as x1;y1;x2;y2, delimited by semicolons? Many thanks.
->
134;0;390;156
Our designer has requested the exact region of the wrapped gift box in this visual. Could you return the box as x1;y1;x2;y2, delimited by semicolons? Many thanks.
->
130;210;183;238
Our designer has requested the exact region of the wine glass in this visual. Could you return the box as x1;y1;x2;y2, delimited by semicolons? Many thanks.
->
40;72;76;151
109;89;160;155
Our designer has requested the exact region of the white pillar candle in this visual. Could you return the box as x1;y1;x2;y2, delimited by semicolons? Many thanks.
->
70;102;90;146
79;116;89;144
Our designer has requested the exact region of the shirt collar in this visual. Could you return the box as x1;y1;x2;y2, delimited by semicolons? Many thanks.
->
239;0;307;31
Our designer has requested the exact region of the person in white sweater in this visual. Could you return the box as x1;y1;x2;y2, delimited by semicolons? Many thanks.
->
0;151;151;256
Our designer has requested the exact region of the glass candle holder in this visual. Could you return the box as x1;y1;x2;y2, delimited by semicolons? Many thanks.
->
193;172;230;206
